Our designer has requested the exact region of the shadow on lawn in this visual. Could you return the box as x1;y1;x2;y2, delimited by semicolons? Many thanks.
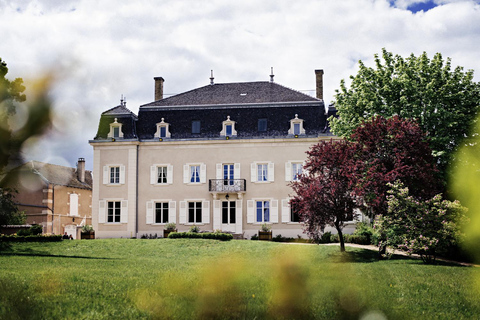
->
0;247;115;260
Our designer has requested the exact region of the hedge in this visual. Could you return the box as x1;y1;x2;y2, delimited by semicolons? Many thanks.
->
0;234;63;242
167;232;233;241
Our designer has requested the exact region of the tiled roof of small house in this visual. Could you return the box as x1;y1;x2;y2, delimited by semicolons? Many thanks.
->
142;81;320;108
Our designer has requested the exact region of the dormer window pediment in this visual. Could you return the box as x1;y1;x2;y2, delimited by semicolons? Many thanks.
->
288;114;305;136
108;118;124;139
220;116;237;137
155;118;171;139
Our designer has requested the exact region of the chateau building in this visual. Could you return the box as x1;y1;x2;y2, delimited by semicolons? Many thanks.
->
90;70;342;239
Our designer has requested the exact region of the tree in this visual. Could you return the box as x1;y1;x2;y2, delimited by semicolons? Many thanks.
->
0;188;25;226
290;139;358;252
376;181;467;264
351;116;441;220
329;48;480;180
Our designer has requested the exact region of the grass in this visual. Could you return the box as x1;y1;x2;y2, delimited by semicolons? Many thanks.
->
0;239;479;319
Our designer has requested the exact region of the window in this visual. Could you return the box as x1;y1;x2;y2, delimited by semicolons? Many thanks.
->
107;201;121;223
160;126;166;138
155;202;169;224
256;201;270;222
257;164;268;182
288;114;305;136
151;164;173;185
285;161;304;182
226;125;232;136
258;119;267;132
113;127;120;138
155;118;171;139
292;163;303;181
291;203;301;223
108;118;123;138
220;116;237;137
251;162;274;183
188;202;202;223
222;201;236;224
110;166;120;184
157;166;167;184
184;164;206;184
294;123;300;135
224;164;234;185
192;120;201;134
190;165;200;183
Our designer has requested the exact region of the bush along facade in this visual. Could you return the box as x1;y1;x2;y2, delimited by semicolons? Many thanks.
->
167;231;233;241
375;181;468;263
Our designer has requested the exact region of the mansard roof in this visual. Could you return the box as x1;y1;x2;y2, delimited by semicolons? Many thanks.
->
102;104;138;119
142;81;320;108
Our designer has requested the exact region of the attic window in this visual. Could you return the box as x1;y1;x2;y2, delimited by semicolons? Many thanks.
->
258;119;267;132
108;118;124;139
220;116;237;137
155;118;171;139
192;120;201;134
288;114;305;136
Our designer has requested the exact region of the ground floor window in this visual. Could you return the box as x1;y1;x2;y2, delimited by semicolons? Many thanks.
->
188;202;202;223
256;200;270;223
222;201;236;224
155;202;169;223
291;203;301;222
107;201;121;223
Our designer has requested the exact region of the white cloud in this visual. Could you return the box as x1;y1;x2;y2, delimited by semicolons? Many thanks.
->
1;0;479;170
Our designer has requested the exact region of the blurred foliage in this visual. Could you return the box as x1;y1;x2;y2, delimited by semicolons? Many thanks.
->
0;187;25;226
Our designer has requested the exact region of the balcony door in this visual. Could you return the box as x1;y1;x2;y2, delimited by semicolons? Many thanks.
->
223;164;234;185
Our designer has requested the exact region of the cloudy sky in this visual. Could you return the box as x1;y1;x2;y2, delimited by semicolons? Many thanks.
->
1;0;479;171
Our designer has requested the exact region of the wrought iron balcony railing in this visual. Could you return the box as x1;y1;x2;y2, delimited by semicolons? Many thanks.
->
209;179;246;193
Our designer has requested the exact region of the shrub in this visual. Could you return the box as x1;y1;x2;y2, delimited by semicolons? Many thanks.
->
260;223;271;232
30;224;43;235
251;234;259;240
319;232;332;243
168;232;233;241
353;222;374;244
81;225;94;233
189;225;200;233
164;223;176;231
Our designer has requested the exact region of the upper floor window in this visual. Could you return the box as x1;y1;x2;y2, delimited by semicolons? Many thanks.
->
183;163;206;184
288;114;305;136
150;164;173;185
251;162;274;183
192;120;201;134
257;164;268;182
108;118;124;139
155;118;171;139
220;116;237;137
258;119;267;132
285;161;304;182
110;166;120;184
103;165;125;185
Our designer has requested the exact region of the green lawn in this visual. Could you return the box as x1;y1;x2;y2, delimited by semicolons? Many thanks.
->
0;239;479;319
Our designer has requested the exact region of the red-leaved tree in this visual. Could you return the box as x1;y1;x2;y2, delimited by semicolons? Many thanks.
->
290;139;359;252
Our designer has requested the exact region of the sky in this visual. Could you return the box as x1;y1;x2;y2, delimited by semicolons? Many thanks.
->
1;0;479;171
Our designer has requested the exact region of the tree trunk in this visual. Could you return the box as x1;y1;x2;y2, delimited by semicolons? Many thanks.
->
335;223;345;252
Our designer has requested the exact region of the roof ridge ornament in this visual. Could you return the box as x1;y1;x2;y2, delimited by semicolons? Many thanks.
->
270;67;274;82
210;70;214;85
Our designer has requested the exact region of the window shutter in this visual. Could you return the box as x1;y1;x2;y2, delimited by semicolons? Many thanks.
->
200;164;207;183
285;162;292;182
150;166;157;185
235;200;243;234
169;201;176;223
146;201;154;224
120;165;126;184
247;200;254;223
281;199;290;222
216;163;222;179
69;193;78;216
250;163;256;182
234;163;240;179
183;165;189;184
202;201;210;224
271;199;278;223
213;200;221;230
98;200;106;223
167;165;174;184
103;166;109;184
268;162;275;182
120;200;128;223
179;201;187;223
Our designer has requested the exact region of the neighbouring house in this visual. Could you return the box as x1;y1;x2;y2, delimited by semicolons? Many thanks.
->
0;159;93;239
90;69;358;239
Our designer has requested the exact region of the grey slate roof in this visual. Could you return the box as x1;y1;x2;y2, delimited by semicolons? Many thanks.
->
142;82;320;108
102;104;138;119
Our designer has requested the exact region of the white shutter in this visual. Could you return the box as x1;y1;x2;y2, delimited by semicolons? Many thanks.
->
179;201;187;223
183;165;189;183
150;166;157;184
213;200;221;230
120;200;128;223
146;201;154;224
69;193;78;216
167;165;173;184
282;199;290;222
285;162;292;182
120;165;126;184
268;162;275;182
234;163;241;179
103;166;109;184
250;163;256;182
216;163;222;179
235;200;243;234
271;200;279;223
202;201;210;224
169;201;176;223
98;200;106;223
247;200;255;223
200;164;207;183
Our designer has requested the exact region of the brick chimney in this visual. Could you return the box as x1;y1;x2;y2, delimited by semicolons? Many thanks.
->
315;69;324;100
77;158;85;183
154;77;165;101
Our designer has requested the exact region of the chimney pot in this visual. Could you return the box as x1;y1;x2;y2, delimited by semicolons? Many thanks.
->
77;158;85;183
315;69;324;100
154;77;165;101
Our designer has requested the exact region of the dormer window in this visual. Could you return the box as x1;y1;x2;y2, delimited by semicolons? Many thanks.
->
155;118;171;139
220;116;237;137
288;114;305;136
258;119;267;132
108;118;123;139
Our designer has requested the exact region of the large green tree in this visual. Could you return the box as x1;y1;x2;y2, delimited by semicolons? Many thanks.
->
329;48;480;179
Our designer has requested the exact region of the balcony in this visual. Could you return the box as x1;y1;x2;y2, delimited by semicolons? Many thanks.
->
209;179;246;193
